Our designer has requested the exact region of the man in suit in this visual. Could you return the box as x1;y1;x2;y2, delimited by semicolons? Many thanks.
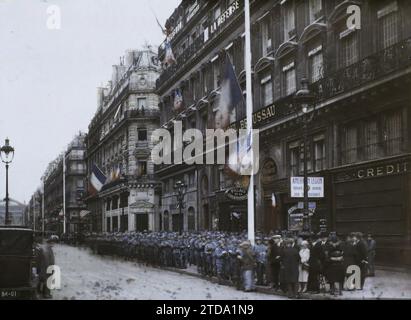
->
353;232;368;289
366;234;377;277
280;238;300;299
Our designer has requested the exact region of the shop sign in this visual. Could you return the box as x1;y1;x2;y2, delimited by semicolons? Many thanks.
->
288;213;304;231
291;177;324;198
225;186;248;201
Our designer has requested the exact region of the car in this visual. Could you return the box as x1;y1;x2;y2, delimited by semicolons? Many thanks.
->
0;227;39;300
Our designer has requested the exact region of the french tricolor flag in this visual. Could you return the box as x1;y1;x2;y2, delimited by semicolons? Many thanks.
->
90;164;107;192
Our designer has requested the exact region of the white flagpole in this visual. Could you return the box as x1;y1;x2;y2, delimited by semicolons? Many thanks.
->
63;157;66;235
42;179;45;238
244;0;255;246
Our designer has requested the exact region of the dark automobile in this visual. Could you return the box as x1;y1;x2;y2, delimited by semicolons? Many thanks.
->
0;227;38;299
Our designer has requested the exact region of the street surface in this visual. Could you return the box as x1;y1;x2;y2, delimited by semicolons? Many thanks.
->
51;244;284;300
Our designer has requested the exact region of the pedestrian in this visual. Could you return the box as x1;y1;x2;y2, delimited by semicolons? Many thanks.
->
325;234;345;296
270;235;282;291
353;232;368;289
238;241;256;292
366;234;376;277
253;237;267;286
280;238;300;299
307;234;322;293
298;240;310;294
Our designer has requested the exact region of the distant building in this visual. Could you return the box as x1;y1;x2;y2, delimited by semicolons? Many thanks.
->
85;47;161;233
0;198;26;226
42;132;87;234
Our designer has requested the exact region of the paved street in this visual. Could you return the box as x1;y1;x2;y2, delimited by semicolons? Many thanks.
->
51;244;284;300
50;244;411;300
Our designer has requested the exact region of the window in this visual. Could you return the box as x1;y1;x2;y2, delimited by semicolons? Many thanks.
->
137;161;147;176
138;129;147;141
309;0;322;23
309;46;324;83
378;2;399;49
289;141;299;176
384;110;402;155
212;59;220;89
364;119;379;160
314;135;326;172
340;31;358;67
261;73;273;106
261;19;272;56
137;97;146;109
283;61;296;96
284;3;295;41
76;179;84;188
214;5;221;20
189;172;195;187
342;124;358;164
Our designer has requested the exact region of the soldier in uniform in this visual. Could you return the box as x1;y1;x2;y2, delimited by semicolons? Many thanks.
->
254;237;267;286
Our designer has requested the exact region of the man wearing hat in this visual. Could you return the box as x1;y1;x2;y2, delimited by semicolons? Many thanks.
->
254;237;268;286
238;241;256;292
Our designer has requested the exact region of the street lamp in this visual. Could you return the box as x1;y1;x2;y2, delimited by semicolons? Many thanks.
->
0;138;15;226
294;79;316;235
174;180;187;235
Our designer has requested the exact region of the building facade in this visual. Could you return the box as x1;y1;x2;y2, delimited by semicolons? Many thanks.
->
43;133;87;234
156;0;411;265
85;48;161;233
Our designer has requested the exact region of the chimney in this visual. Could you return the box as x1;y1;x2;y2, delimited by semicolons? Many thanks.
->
125;50;135;67
112;65;119;86
97;87;104;107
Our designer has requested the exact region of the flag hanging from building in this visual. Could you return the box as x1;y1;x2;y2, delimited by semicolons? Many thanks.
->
90;164;107;192
173;88;183;111
215;52;244;130
272;193;277;208
163;41;176;67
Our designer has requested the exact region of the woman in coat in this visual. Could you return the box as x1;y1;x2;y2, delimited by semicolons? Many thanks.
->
280;238;300;299
298;241;310;293
326;235;345;296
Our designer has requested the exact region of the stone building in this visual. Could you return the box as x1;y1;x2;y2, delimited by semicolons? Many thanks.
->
156;0;411;265
85;47;161;233
42;132;87;234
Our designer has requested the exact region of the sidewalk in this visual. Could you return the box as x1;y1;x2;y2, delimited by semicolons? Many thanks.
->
164;265;411;300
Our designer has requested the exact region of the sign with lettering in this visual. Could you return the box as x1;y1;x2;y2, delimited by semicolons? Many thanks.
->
291;177;324;198
335;159;410;182
204;1;241;43
225;186;248;201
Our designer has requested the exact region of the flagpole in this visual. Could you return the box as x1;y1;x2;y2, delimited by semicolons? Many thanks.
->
244;0;255;246
63;156;66;235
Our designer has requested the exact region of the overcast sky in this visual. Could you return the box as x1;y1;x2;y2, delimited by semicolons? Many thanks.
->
0;0;180;203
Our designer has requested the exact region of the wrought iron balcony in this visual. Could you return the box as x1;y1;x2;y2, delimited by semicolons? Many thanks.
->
313;37;411;101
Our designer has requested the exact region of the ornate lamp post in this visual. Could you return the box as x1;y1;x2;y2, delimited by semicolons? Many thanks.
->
0;138;15;226
294;79;316;235
174;180;187;235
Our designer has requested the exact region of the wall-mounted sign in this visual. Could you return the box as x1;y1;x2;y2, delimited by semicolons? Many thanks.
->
204;1;241;43
291;177;324;198
335;159;410;182
261;159;277;185
288;213;304;231
225;186;248;201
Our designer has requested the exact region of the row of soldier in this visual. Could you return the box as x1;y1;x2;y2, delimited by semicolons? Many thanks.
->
82;230;376;297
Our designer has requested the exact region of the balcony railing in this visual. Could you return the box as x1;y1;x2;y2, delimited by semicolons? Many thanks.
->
313;37;411;101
